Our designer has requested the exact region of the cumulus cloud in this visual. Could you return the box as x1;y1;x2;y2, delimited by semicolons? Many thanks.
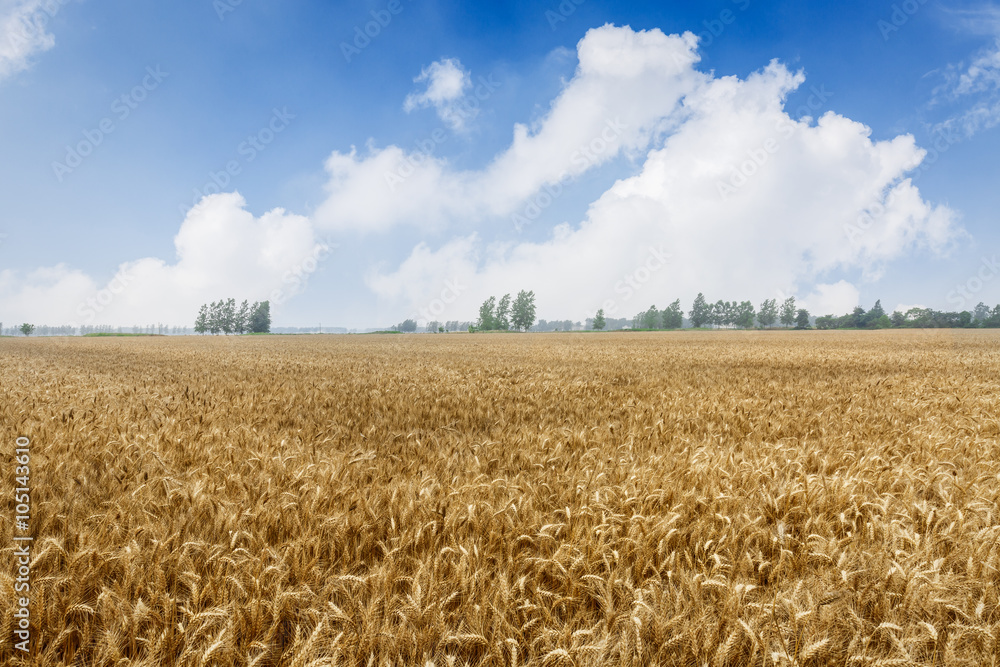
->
0;194;327;325
368;54;964;324
403;58;474;132
314;25;702;233
0;0;57;82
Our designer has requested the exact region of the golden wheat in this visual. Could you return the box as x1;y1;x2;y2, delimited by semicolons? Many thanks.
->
1;330;999;666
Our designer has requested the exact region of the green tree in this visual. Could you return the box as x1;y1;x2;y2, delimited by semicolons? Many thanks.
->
221;298;237;334
795;308;811;329
208;301;222;335
662;299;683;329
815;315;836;329
249;301;271;333
511;290;537;331
236;300;250;334
985;305;1000;328
398;319;417;332
865;299;885;327
974;302;990;324
194;304;209;334
758;298;777;328
495;294;512;331
779;297;796;328
890;310;905;328
477;296;496;331
689;293;710;328
850;306;866;328
20;323;34;336
735;301;756;329
593;308;606;331
641;305;660;330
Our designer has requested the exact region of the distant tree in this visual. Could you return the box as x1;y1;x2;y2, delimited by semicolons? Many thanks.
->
873;314;892;329
495;294;512;331
194;305;209;334
641;305;660;330
865;300;885;327
779;297;796;328
815;315;836;330
208;301;222;335
711;300;727;328
236;300;251;334
758;298;777;328
890;310;905;328
985;305;1000;328
439;325;445;333
511;290;537;331
662;299;683;329
426;321;441;333
593;308;606;331
795;308;811;329
735;301;756;329
249;301;271;333
477;296;496;331
221;298;237;334
974;302;990;324
20;323;34;336
849;306;866;328
689;293;710;328
399;319;417;332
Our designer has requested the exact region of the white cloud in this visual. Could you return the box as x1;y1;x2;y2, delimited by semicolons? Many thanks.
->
801;281;861;317
930;27;1000;137
0;193;327;326
403;58;474;132
369;56;965;324
314;25;702;234
0;0;56;82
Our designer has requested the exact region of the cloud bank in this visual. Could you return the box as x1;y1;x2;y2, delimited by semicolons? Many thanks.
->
0;24;968;327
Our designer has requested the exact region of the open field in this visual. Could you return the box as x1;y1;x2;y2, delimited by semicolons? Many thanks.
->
2;331;1000;666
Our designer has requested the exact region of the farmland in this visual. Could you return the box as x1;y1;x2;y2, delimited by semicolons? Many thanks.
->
2;331;1000;666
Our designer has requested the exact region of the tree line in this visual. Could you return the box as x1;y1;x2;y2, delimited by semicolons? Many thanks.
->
594;295;1000;331
472;291;537;331
194;299;271;335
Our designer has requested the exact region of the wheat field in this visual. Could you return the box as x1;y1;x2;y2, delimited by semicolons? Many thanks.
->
2;330;999;666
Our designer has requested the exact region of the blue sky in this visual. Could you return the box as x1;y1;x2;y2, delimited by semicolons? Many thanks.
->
1;0;999;328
